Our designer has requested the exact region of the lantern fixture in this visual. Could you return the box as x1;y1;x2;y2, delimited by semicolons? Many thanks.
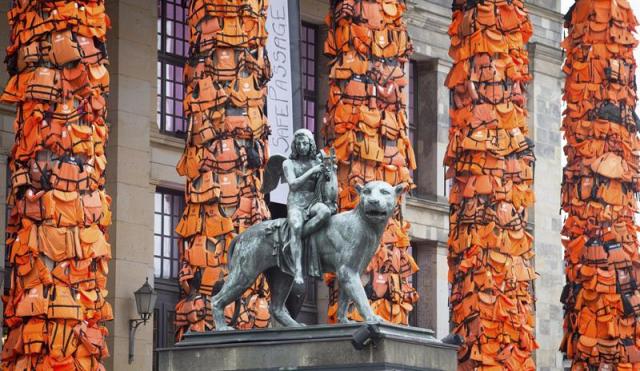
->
129;277;157;364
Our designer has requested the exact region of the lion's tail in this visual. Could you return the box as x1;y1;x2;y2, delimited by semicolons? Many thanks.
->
225;235;242;327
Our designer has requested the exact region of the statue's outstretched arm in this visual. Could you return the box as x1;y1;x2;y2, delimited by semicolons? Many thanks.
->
283;160;322;191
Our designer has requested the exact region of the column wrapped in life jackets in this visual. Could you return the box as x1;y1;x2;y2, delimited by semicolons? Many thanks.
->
560;1;640;369
445;0;538;369
1;0;112;369
323;0;419;325
175;0;273;337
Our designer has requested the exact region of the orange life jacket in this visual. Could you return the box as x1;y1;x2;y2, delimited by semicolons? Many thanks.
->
49;190;84;227
17;40;49;72
216;16;248;48
229;75;265;108
48;285;82;320
213;138;246;172
81;191;103;226
1;324;24;362
19;255;53;290
62;63;92;97
22;318;47;354
185;76;226;114
190;113;216;147
224;114;252;139
87;63;110;93
196;16;222;52
38;225;77;262
74;322;107;358
16;284;50;318
199;265;226;296
77;35;104;64
20;189;47;221
204;204;235;237
26;67;62;102
48;319;79;360
211;48;238;81
248;295;270;328
50;159;83;192
79;225;110;259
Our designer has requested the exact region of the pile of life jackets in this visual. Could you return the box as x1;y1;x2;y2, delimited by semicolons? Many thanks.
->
560;1;640;369
445;0;538;369
322;0;419;325
174;0;272;337
0;1;113;370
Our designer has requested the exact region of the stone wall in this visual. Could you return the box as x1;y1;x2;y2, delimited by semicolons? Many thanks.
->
104;1;157;370
528;2;566;370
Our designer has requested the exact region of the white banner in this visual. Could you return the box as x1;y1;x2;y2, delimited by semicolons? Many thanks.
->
266;0;294;204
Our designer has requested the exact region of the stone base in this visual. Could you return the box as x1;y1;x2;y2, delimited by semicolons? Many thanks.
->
157;323;457;371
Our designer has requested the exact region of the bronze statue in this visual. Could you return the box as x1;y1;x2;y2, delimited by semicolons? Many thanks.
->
211;129;404;330
282;129;333;286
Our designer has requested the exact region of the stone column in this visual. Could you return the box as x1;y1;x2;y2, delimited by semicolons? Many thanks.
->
413;59;450;199
0;0;14;329
104;1;156;370
521;3;564;369
314;24;331;147
528;41;565;371
413;240;449;339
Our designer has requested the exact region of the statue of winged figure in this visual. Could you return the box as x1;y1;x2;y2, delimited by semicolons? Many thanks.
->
210;128;406;330
262;129;337;285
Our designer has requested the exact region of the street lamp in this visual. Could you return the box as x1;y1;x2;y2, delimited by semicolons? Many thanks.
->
129;277;158;364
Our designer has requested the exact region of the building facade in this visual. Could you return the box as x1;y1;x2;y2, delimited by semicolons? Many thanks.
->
0;1;565;370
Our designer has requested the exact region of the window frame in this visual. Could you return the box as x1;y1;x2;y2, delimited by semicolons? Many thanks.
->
157;0;189;137
300;22;320;134
3;163;10;297
407;60;418;181
152;186;184;370
153;187;185;282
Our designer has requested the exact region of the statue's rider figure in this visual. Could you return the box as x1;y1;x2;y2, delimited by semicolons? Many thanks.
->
281;129;334;285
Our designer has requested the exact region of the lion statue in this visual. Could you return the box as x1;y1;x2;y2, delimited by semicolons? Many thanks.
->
211;181;405;330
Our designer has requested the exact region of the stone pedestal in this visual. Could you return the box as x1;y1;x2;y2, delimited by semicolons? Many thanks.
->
157;323;457;371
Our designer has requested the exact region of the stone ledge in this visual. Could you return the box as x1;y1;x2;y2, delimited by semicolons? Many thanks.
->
157;323;457;371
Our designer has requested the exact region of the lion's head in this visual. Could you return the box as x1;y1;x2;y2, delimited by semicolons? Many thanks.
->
355;181;405;225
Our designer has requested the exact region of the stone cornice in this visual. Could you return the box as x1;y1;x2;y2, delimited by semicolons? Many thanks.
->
527;2;564;23
529;42;565;79
150;123;185;151
406;195;449;214
529;41;564;64
405;2;450;35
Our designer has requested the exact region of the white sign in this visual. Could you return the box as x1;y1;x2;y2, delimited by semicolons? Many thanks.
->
266;0;294;204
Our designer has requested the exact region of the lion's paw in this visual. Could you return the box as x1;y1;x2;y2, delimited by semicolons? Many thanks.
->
338;317;354;324
216;325;234;331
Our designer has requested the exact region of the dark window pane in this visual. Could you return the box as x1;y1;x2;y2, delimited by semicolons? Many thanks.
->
176;5;184;20
166;3;174;18
154;258;162;277
163;237;172;257
153;188;185;279
163;260;171;279
300;23;318;132
165;116;173;132
157;0;188;135
154;236;162;256
172;260;179;278
154;214;162;234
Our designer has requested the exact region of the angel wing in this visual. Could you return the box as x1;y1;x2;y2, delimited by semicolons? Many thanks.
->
261;154;288;194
